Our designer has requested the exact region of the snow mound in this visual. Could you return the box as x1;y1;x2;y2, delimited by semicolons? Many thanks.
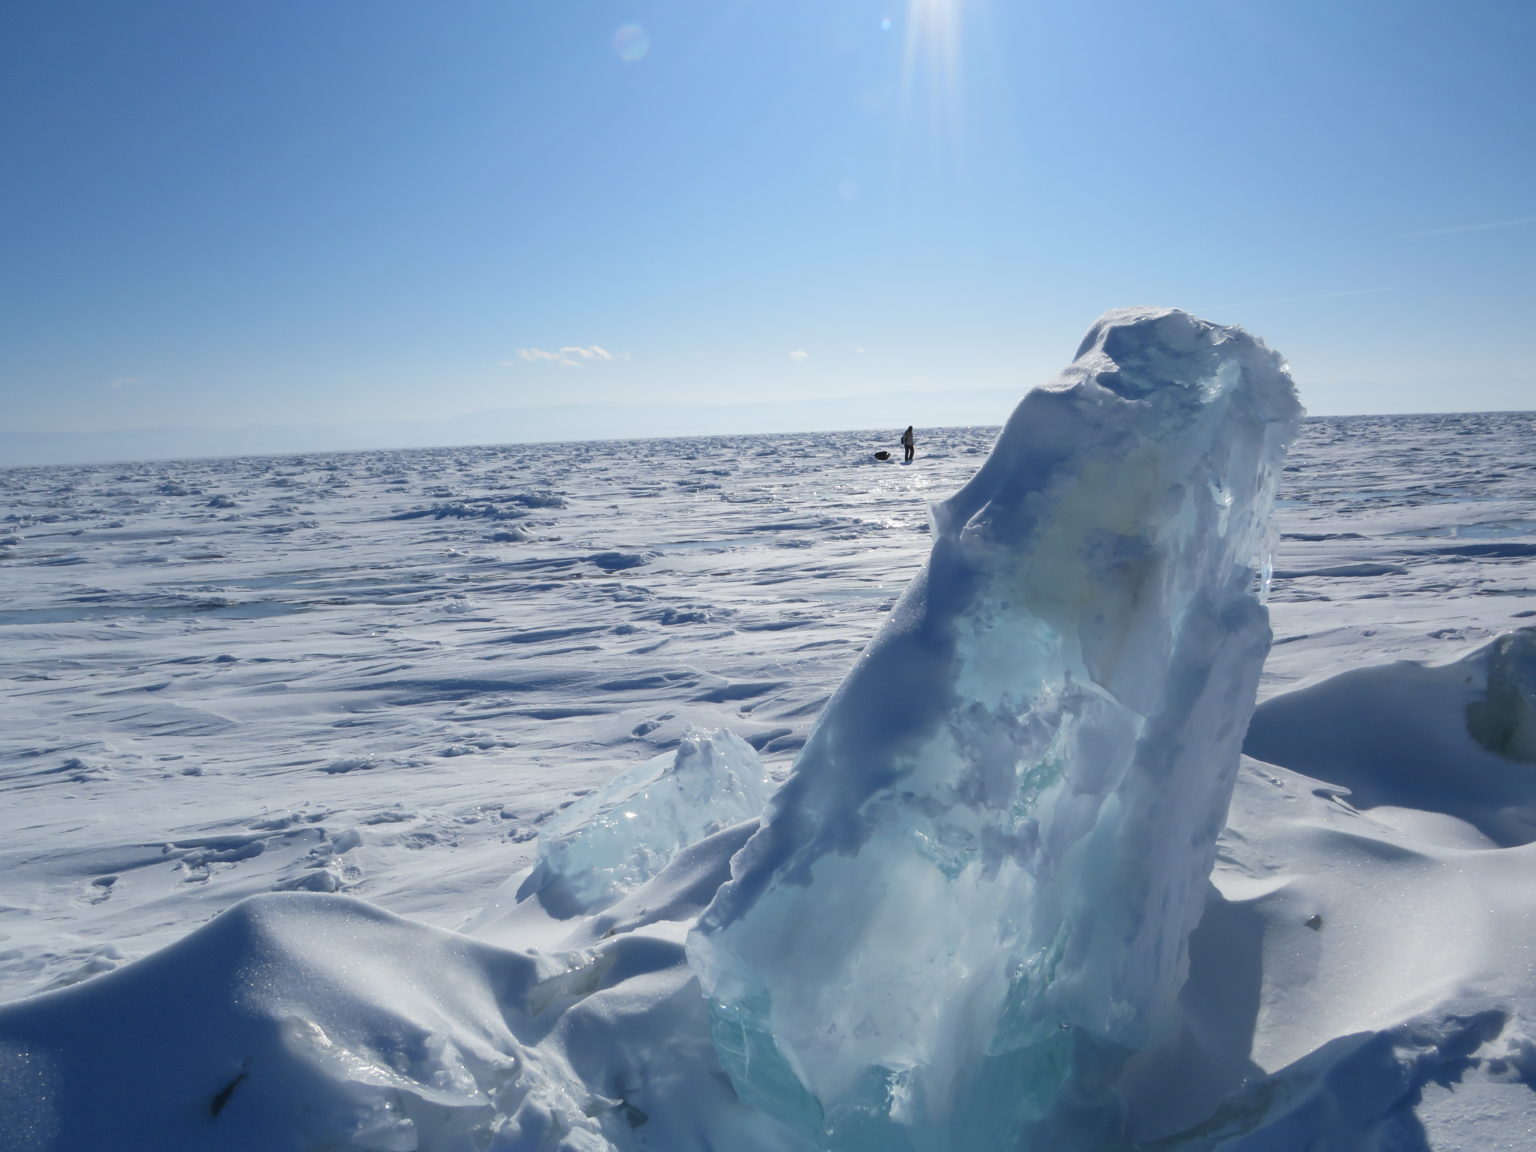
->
0;891;773;1152
687;307;1302;1149
1145;1003;1536;1151
1246;625;1536;845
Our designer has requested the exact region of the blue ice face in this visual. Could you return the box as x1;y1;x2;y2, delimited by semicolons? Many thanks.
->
688;308;1302;1151
529;727;773;916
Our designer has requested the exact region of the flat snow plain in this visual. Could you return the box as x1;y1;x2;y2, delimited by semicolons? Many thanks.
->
2;411;1535;1146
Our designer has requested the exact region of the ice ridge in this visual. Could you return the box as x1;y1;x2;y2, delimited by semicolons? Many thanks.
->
687;307;1303;1150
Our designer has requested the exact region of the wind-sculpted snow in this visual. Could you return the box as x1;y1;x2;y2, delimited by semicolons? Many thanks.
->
688;308;1303;1149
1245;625;1536;845
0;891;775;1152
6;325;1536;1150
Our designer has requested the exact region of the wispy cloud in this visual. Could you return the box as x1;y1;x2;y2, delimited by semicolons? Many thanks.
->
788;349;810;362
107;376;141;389
504;345;617;368
1407;214;1536;238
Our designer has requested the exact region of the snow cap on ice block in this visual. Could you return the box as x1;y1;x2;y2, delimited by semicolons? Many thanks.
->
688;308;1304;1150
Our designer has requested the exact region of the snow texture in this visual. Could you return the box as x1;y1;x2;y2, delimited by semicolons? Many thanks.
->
2;312;1535;1152
0;889;772;1152
688;308;1303;1149
1246;625;1536;847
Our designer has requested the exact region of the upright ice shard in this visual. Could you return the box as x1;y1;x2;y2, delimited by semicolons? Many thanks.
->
687;308;1303;1150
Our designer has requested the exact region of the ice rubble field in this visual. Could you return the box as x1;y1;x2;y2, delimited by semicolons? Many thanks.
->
1;309;1535;1149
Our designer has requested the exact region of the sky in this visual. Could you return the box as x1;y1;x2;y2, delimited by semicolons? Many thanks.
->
2;0;1533;464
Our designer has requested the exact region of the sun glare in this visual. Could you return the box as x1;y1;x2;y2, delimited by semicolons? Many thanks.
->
901;0;966;135
905;0;962;68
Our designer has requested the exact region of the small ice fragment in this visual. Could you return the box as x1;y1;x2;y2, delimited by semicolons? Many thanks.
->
526;727;773;915
1467;627;1536;763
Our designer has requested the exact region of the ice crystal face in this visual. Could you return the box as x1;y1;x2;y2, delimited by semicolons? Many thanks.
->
1468;628;1536;764
687;308;1303;1150
531;726;773;914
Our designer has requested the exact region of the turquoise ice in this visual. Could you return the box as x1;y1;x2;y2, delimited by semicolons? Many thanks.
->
687;308;1303;1150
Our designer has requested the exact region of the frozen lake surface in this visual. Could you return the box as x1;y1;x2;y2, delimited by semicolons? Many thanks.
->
2;408;1534;1148
2;414;1533;997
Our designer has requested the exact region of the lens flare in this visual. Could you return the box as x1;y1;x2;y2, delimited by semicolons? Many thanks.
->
613;24;650;62
900;0;965;143
904;0;961;83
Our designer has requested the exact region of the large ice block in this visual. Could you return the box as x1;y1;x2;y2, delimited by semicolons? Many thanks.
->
687;308;1303;1149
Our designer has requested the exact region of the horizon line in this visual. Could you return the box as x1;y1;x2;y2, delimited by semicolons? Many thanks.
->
5;408;1535;471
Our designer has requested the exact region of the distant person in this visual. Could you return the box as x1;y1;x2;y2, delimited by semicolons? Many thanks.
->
901;425;915;463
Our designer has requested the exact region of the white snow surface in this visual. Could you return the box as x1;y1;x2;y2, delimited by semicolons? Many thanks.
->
0;311;1533;1150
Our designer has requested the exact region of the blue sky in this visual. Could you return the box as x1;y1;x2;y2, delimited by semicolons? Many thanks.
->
2;0;1533;462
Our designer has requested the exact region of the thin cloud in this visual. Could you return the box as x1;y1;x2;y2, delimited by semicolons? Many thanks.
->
511;349;562;364
788;349;810;362
508;345;617;368
107;376;141;389
1407;214;1536;238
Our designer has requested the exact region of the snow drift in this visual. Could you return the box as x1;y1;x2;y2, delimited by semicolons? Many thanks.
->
1176;624;1536;1149
1246;625;1536;846
0;888;773;1152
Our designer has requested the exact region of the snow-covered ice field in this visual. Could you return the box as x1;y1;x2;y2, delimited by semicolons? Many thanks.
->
2;323;1535;1148
0;426;981;999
